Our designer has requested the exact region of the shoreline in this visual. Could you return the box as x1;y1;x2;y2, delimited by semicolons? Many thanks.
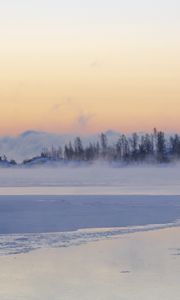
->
0;227;180;299
1;221;180;256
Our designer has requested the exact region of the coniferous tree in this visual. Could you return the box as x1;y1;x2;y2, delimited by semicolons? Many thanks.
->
156;131;167;162
74;137;84;160
131;133;139;161
19;129;180;166
100;133;108;159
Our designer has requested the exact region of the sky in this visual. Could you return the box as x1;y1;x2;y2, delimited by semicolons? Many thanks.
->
0;0;180;136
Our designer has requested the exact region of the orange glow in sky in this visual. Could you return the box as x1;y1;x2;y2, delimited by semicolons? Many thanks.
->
0;1;180;135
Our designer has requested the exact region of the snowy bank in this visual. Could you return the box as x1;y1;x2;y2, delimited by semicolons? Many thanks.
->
1;227;180;300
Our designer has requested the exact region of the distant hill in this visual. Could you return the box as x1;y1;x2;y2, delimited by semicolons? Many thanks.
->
0;130;122;163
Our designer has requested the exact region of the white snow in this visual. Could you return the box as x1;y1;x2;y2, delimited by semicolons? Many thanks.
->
1;227;180;300
0;165;180;195
0;165;180;299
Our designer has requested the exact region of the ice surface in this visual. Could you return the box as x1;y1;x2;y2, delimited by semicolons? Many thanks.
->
0;165;180;299
0;195;180;255
1;228;180;300
0;165;180;255
0;165;180;195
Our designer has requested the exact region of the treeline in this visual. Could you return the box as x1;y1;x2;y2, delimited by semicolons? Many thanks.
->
37;129;180;165
0;154;17;166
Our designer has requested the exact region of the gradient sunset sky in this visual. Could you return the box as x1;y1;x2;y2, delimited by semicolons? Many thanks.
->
0;0;180;135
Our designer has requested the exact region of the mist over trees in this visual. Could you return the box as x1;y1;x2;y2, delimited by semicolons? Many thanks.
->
2;129;180;166
36;129;180;165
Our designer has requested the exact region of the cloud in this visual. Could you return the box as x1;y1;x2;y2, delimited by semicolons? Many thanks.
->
51;99;95;130
51;97;72;112
77;113;94;128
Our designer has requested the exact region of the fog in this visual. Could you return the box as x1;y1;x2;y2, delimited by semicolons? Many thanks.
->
0;165;180;196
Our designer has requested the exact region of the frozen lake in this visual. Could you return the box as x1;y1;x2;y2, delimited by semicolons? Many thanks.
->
0;195;180;255
0;166;180;255
1;195;180;235
0;166;180;299
0;165;180;195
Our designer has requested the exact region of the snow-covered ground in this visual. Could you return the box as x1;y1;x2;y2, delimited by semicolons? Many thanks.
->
0;165;180;253
0;165;180;195
1;165;180;299
1;227;180;300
